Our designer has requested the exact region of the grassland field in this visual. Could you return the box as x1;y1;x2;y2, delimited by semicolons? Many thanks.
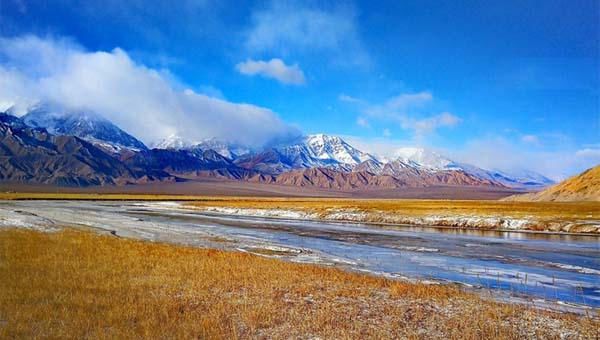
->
0;227;598;339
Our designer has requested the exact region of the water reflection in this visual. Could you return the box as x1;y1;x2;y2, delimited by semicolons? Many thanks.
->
369;222;599;243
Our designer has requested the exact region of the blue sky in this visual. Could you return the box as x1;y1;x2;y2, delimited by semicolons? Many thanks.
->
0;0;598;178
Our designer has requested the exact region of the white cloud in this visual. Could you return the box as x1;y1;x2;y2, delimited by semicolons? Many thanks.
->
385;92;433;110
245;1;368;65
342;135;448;164
505;129;571;148
575;148;600;159
382;128;392;137
365;91;434;118
583;143;600;148
197;85;225;99
521;134;539;144
356;116;370;128
0;35;299;146
340;135;416;160
450;136;599;181
345;91;460;135
408;112;461;135
339;94;363;104
236;58;305;85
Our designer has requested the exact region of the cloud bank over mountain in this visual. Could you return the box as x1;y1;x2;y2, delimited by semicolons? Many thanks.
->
0;35;299;146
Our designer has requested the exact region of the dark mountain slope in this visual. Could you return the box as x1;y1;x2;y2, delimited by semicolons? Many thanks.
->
0;123;139;186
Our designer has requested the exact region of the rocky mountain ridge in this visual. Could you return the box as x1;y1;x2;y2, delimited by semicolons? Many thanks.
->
0;105;557;190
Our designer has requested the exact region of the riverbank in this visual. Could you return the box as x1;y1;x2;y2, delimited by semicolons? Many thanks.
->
186;198;600;234
1;192;597;233
1;227;597;339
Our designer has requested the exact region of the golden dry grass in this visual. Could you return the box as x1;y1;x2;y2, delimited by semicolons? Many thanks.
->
0;228;597;339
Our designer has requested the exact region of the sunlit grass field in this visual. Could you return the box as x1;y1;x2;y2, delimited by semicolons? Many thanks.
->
0;228;597;339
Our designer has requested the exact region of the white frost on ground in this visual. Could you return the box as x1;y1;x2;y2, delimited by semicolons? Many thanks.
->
325;211;369;220
261;245;303;254
200;206;318;220
397;246;440;253
546;262;600;275
188;205;600;233
0;210;60;233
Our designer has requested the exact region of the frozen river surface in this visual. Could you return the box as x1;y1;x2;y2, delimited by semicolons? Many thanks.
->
0;200;598;311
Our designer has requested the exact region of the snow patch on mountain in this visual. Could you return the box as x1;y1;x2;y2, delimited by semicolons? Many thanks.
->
394;147;462;171
194;138;251;159
498;168;555;186
303;134;376;165
21;102;147;151
390;147;553;188
151;134;195;150
454;163;554;188
273;134;379;168
152;135;251;159
232;134;382;174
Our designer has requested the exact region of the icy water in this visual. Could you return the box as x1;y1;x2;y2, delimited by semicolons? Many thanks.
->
1;200;598;310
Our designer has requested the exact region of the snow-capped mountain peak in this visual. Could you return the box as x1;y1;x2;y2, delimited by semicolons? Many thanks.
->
151;134;195;150
151;136;251;159
390;147;554;187
194;138;251;159
21;102;148;151
233;134;381;174
303;134;377;165
394;147;461;171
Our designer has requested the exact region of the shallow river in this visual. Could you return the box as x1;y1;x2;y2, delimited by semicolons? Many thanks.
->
1;200;598;311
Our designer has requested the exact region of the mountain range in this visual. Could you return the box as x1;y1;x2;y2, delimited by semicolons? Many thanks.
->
0;113;165;186
0;103;556;190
